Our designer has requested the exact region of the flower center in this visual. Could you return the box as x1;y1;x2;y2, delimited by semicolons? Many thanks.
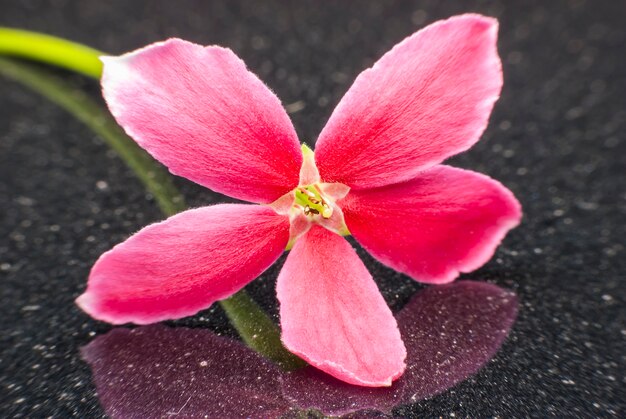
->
269;144;351;248
294;185;333;219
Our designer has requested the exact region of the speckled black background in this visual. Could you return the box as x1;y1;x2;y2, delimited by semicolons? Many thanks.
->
1;1;624;417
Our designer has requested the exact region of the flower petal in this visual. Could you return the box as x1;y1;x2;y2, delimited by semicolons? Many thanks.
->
281;281;519;416
277;226;406;387
340;166;521;284
299;144;321;185
101;39;302;203
315;14;502;189
77;204;289;324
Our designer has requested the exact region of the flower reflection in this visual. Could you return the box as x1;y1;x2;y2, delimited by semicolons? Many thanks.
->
81;326;291;418
82;281;518;417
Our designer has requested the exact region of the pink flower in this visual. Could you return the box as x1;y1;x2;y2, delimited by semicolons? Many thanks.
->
76;14;521;387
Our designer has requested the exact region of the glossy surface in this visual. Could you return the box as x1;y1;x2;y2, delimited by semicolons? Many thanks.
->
82;281;516;417
1;1;624;417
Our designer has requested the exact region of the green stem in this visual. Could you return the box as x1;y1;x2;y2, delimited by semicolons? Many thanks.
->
221;292;305;369
0;30;303;368
0;27;103;79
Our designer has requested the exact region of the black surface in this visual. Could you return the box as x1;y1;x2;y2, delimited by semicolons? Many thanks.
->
1;1;624;417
